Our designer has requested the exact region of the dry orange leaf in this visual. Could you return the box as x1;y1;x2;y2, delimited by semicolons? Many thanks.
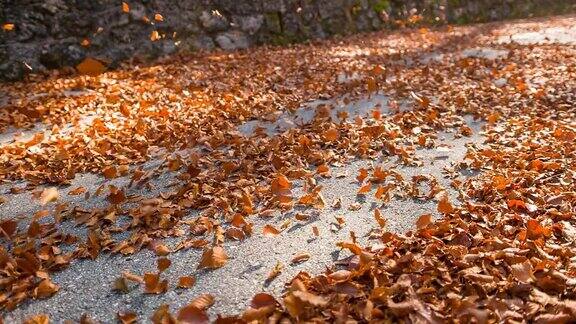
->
103;166;118;179
23;314;50;324
336;241;362;255
122;271;144;283
262;224;280;237
437;195;454;214
416;214;432;229
154;13;164;21
143;273;168;294
121;2;130;13
356;168;368;183
178;276;196;289
374;209;386;228
291;252;311;264
40;187;59;205
157;257;171;272
266;262;283;282
76;57;106;76
189;294;215;310
177;305;209;324
68;186;87;196
508;199;526;210
117;312;137;324
357;182;371;195
198;246;228;269
34;279;59;299
312;226;320;237
323;128;339;142
107;187;126;205
150;30;161;41
2;23;15;31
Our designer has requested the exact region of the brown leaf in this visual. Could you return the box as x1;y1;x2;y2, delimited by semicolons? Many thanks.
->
77;58;106;76
189;294;215;310
266;262;283;283
143;273;168;294
68;186;87;196
312;226;320;237
34;278;59;299
117;311;137;324
103;166;118;179
262;224;280;237
40;187;59;205
324;128;339;141
356;168;368;183
251;293;277;309
374;209;386;228
198;246;228;269
292;290;328;306
526;219;550;240
157;257;171;272
107;186;126;205
177;306;209;324
511;260;534;283
416;214;432;229
291;252;311;264
122;271;144;283
178;276;196;289
357;182;371;195
437;195;454;214
23;314;50;324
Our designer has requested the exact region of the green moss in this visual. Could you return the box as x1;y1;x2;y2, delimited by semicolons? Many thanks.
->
372;0;390;13
264;12;282;34
268;32;306;46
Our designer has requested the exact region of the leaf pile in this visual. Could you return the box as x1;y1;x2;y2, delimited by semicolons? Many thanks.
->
0;14;574;322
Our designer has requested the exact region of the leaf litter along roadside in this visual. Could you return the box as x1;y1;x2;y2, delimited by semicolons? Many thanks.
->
0;15;575;322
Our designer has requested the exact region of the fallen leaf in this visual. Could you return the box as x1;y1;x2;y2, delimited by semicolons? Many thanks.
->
262;224;280;237
324;128;339;141
374;209;386;228
117;311;137;324
151;30;161;41
23;314;49;324
198;246;228;269
416;214;432;229
34;279;59;299
177;306;209;324
143;273;168;294
189;294;215;310
178;276;196;289
2;23;15;31
291;252;311;264
437;195;454;214
157;257;171;272
40;187;59;205
68;186;87;196
76;58;106;76
266;262;283;282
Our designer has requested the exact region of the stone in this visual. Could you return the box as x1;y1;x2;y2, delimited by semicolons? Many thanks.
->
200;10;229;32
128;2;148;22
191;34;216;51
0;61;26;81
236;15;264;35
215;31;251;50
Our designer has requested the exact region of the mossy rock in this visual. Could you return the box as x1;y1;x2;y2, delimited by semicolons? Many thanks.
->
372;0;391;13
